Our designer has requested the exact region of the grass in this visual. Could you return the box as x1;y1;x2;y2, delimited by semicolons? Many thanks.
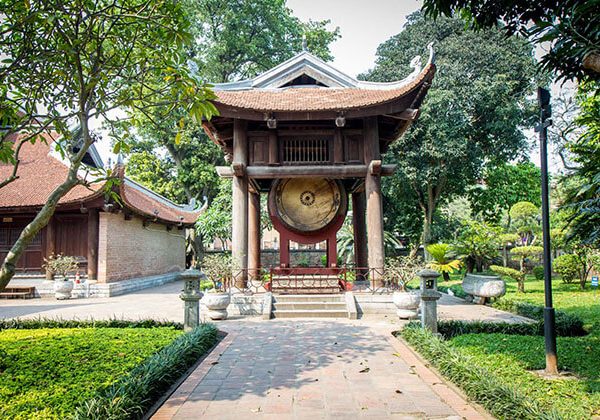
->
410;270;600;418
0;326;182;419
450;333;600;419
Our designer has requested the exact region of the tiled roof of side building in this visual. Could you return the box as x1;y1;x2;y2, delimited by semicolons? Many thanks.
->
0;133;203;226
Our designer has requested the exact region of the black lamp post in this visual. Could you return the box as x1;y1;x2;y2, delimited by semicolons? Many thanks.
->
536;87;558;375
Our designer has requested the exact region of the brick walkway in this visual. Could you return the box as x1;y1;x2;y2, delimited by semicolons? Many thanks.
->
153;320;488;420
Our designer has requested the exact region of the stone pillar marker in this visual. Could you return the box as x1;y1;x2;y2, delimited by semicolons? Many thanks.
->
418;269;442;333
179;269;204;332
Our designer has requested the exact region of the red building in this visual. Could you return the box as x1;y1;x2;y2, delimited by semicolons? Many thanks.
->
0;132;201;294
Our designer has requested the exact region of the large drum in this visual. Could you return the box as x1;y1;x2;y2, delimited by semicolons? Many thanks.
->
268;178;347;235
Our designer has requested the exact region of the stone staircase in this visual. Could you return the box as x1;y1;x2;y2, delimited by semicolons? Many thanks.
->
270;294;356;319
270;275;341;294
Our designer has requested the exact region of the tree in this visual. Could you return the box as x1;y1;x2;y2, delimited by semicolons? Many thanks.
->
452;220;502;273
0;0;216;291
421;0;600;82
196;179;233;249
365;12;537;249
509;201;540;245
468;162;541;223
561;82;600;246
125;0;340;260
510;245;544;275
553;246;599;290
499;233;520;266
425;243;461;281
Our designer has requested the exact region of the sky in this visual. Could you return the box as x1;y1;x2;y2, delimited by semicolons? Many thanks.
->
286;0;422;78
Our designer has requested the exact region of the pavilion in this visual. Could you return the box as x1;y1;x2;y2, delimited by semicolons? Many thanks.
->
203;45;435;290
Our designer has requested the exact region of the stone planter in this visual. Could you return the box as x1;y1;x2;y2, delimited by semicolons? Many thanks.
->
392;290;421;319
53;279;73;300
201;292;231;320
462;273;506;304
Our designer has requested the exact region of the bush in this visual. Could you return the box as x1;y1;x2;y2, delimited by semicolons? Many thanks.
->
73;324;218;419
400;325;556;419
0;317;183;331
532;265;544;280
553;254;579;284
436;316;585;338
490;264;527;293
437;284;469;299
492;299;586;336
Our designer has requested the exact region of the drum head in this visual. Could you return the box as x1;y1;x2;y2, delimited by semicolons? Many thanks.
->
272;178;345;233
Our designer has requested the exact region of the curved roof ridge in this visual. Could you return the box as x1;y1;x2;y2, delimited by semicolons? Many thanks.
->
213;43;435;93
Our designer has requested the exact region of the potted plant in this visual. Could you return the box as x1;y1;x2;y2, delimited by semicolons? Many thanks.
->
386;256;423;319
200;254;232;320
43;254;79;300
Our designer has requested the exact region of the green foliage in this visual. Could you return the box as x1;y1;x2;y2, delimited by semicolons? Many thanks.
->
384;256;424;291
437;283;468;298
400;326;557;419
509;202;540;245
436;319;584;339
452;220;501;272
449;333;600;418
0;327;183;419
337;221;401;265
0;318;183;331
369;11;537;248
200;253;232;290
197;179;233;246
421;0;600;82
74;324;218;419
425;243;461;279
561;82;600;246
490;265;525;282
42;254;79;278
492;299;586;336
510;246;544;281
468;162;542;223
532;265;545;280
553;254;580;284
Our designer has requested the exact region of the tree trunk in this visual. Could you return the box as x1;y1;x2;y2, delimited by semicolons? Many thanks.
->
420;206;434;261
518;278;525;293
502;246;508;267
442;271;450;281
583;52;600;74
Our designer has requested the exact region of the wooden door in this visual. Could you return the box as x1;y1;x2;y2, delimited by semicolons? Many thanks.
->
0;221;43;271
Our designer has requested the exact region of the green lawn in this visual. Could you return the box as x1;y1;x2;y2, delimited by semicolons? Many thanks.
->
424;272;600;418
0;327;182;419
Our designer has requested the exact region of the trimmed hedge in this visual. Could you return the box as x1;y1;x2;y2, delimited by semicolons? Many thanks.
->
0;318;183;331
73;323;218;419
437;284;468;299
492;299;587;336
400;325;560;420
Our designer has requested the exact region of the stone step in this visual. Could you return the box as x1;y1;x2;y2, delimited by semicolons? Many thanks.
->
0;286;36;299
271;309;349;318
273;302;347;310
273;294;345;302
272;288;341;295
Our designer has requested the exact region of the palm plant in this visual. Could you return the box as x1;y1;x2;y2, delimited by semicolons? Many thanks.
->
425;243;461;281
337;222;402;266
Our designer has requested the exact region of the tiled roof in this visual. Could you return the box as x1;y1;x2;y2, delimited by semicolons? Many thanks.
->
0;134;202;225
213;63;435;113
0;132;103;209
119;175;201;225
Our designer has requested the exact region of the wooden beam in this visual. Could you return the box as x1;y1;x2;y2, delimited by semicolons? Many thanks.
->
364;116;385;287
87;208;99;281
232;119;248;288
216;164;397;179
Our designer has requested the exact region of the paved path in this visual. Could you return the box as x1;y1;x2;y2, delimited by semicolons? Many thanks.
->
153;319;488;420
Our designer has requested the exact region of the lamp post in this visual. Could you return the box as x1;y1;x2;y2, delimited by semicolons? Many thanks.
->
536;87;558;375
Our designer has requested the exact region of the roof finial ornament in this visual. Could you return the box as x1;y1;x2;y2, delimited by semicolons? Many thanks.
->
116;152;124;166
302;34;308;52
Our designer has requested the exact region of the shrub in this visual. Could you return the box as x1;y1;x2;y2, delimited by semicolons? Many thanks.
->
490;264;526;292
552;253;579;284
437;316;586;338
492;299;587;337
510;245;544;273
384;256;423;291
425;243;461;281
532;265;545;280
452;220;501;273
0;318;183;331
437;284;468;299
400;325;556;419
73;324;218;419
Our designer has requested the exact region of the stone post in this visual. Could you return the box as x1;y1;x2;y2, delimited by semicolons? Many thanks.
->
179;269;203;332
418;269;441;333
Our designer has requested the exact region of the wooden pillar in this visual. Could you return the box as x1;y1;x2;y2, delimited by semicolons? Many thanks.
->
87;208;99;281
352;190;368;279
364;116;385;287
248;191;261;281
232;119;248;288
268;132;278;165
334;128;344;164
45;217;56;280
327;235;338;267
